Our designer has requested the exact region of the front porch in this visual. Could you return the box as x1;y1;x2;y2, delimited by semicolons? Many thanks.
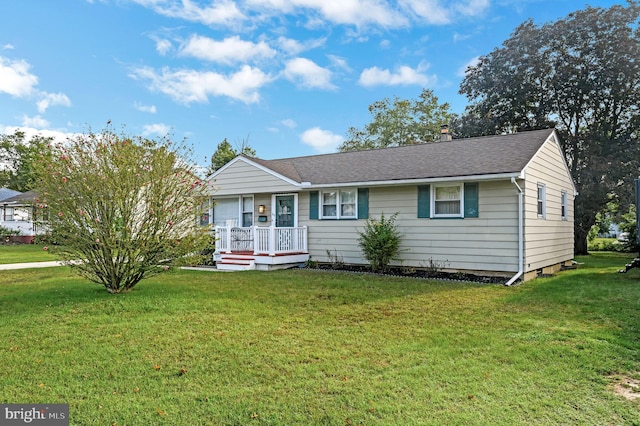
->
213;225;309;271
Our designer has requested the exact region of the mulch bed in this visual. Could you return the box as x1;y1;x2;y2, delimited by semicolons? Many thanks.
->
306;263;508;284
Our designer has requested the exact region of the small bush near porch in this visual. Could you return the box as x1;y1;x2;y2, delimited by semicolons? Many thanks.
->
1;252;639;424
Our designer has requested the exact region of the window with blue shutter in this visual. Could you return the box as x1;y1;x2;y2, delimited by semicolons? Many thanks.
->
464;183;479;218
417;185;430;218
417;183;478;219
309;191;319;220
357;188;369;219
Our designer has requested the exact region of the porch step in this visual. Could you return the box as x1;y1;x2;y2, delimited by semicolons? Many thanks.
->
216;254;256;271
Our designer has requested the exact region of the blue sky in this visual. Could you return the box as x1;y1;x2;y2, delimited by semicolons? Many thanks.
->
0;0;624;166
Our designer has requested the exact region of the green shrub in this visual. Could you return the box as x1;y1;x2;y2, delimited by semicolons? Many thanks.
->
358;212;402;272
0;225;19;243
587;238;630;253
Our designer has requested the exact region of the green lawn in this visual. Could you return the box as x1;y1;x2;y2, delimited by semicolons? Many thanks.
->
0;244;61;264
1;253;639;425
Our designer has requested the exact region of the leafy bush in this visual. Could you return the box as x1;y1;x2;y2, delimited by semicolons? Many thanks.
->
0;225;19;243
617;207;639;253
357;212;402;272
33;126;211;293
588;239;625;252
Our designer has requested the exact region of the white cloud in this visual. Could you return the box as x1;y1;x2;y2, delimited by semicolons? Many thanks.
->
142;123;171;136
130;65;272;104
179;35;276;64
3;44;14;50
132;0;246;27
456;56;480;77
0;56;38;97
281;118;296;128
401;0;452;24
155;38;173;55
401;0;489;24
0;124;78;143
327;54;351;72
0;56;71;111
276;36;327;56
300;127;343;153
283;58;336;90
22;115;50;128
248;0;408;28
135;103;157;113
454;0;490;17
37;92;71;113
358;62;436;87
453;32;472;43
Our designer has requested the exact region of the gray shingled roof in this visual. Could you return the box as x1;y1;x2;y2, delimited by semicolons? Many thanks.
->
0;190;37;204
0;187;21;202
248;129;554;185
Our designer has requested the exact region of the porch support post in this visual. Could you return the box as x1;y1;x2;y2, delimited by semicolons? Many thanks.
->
253;226;259;255
269;226;276;256
225;225;232;253
302;226;308;252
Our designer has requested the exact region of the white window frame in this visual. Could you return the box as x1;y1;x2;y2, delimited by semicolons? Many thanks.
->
561;191;568;220
4;206;14;221
241;195;254;227
199;199;212;226
320;189;357;219
212;195;254;227
537;183;546;219
432;183;464;218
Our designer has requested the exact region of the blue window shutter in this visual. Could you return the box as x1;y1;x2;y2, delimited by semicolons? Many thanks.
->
417;185;430;218
357;188;369;219
309;191;319;220
464;183;479;218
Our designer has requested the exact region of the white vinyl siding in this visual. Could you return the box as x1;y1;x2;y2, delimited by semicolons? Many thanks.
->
209;159;298;196
523;135;575;272
300;181;520;273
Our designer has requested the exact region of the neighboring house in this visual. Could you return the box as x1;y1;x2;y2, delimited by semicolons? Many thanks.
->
0;187;20;203
0;190;39;243
206;128;576;284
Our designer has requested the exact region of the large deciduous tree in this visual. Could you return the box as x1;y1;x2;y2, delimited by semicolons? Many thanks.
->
0;131;53;192
35;127;212;293
339;89;453;152
458;2;640;255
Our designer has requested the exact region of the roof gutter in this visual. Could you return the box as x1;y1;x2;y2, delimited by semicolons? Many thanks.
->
301;172;524;189
506;177;524;286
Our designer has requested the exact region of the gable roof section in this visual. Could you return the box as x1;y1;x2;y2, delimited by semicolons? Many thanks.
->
1;190;37;204
247;129;556;187
0;187;21;202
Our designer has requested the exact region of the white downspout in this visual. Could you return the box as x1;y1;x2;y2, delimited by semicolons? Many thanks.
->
506;177;524;286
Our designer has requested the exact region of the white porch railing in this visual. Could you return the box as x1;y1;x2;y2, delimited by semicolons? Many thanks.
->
214;225;308;256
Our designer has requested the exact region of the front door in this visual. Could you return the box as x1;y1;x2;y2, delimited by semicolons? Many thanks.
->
275;195;294;227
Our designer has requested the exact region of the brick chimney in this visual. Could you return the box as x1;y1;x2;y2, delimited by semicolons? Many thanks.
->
440;124;452;142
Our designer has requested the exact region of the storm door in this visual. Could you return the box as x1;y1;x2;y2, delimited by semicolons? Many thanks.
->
275;195;294;227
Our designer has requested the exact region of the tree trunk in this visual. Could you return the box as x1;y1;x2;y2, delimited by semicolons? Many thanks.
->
574;226;589;255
